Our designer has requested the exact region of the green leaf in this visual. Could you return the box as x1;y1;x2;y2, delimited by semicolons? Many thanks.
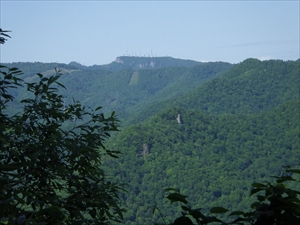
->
9;67;19;71
286;169;300;174
42;84;48;92
210;206;229;214
95;106;102;111
251;188;264;196
252;182;266;188
274;175;295;183
0;217;8;225
173;216;193;225
257;195;265;202
189;209;204;219
5;74;12;79
229;210;245;216
90;208;96;218
181;205;190;211
166;193;188;204
55;81;66;89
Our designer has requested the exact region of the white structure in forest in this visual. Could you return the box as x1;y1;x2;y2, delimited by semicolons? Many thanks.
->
176;114;182;125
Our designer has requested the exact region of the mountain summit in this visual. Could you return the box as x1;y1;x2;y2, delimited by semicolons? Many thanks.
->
95;56;201;71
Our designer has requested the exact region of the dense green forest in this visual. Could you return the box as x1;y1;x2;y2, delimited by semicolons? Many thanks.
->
103;58;299;224
177;58;300;114
104;99;299;224
2;54;299;224
3;59;232;125
127;58;299;124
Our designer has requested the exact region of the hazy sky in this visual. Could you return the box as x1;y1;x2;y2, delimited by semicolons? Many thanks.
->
1;1;299;65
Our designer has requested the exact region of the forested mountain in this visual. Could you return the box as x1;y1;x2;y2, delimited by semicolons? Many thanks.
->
100;58;299;224
3;57;299;224
11;58;299;127
3;59;232;124
104;99;300;224
92;56;201;71
178;58;300;114
3;56;200;74
127;58;300;124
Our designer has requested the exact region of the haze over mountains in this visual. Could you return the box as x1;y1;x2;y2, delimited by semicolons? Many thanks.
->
4;56;232;124
3;56;300;224
5;56;298;123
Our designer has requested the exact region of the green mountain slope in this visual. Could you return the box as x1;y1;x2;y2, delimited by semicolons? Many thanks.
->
4;56;201;74
55;62;232;122
104;99;300;224
178;58;300;113
101;58;300;224
4;60;232;124
128;58;299;124
3;58;299;224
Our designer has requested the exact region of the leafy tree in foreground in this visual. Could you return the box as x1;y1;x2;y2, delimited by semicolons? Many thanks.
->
0;28;10;44
155;167;300;225
0;32;124;224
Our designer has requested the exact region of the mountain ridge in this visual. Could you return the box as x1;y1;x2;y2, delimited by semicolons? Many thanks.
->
2;56;299;225
3;59;233;124
126;58;299;125
105;98;300;224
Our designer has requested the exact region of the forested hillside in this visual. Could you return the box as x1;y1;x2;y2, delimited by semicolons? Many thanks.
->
100;58;300;224
104;99;300;224
178;58;300;114
3;59;232;124
127;58;300;124
3;57;299;224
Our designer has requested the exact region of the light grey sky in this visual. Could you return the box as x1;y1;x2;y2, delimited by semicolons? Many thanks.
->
0;1;299;65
